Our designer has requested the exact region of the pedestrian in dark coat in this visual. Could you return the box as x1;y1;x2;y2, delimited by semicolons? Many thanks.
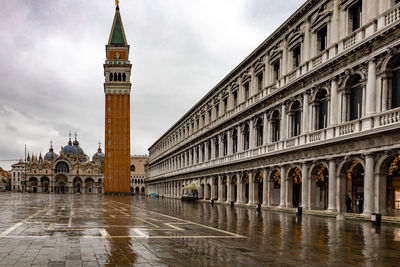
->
346;194;352;213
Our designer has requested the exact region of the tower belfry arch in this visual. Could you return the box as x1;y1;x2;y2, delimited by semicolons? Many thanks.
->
103;4;132;193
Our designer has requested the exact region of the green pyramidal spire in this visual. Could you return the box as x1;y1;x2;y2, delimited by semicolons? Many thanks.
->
110;16;125;45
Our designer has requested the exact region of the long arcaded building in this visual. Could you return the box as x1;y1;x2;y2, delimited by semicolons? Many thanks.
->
148;0;400;217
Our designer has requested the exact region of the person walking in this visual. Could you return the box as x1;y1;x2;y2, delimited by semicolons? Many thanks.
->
345;194;353;213
356;195;363;213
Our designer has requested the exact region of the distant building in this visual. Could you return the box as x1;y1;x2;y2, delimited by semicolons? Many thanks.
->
11;135;105;194
0;167;10;191
130;155;149;195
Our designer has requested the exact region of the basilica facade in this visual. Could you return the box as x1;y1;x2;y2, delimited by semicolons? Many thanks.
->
148;0;400;218
11;135;105;194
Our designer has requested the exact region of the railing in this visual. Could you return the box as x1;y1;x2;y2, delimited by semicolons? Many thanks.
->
309;131;321;142
312;55;323;67
343;34;356;50
339;121;356;135
285;138;296;148
268;144;276;152
385;5;400;26
378;108;400;126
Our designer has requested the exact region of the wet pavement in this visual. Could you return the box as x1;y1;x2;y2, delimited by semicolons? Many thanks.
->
0;193;399;266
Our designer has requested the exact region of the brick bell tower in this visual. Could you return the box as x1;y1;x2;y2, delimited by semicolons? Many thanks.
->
104;4;132;193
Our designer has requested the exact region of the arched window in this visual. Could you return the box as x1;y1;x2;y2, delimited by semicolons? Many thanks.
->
255;118;263;146
242;124;250;150
201;144;205;162
55;162;69;173
271;111;280;142
214;137;219;158
118;73;122;81
114;73;117;81
388;55;400;109
232;129;238;153
290;101;302;136
222;134;228;156
349;75;363;121
122;73;126;81
109;73;113;81
315;90;328;130
130;165;136;172
208;140;212;160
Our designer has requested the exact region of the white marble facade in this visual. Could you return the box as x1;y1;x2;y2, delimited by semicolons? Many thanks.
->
148;0;400;217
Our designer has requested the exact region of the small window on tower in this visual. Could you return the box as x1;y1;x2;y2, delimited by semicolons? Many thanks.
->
108;119;111;123
118;73;122;81
109;73;113;81
108;130;111;134
108;140;111;145
114;73;117;81
108;107;111;112
108;96;111;101
122;73;126;81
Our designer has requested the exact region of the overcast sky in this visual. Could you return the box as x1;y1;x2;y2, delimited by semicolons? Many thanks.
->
0;0;305;169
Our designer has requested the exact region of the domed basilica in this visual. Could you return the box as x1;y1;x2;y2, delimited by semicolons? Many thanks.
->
25;134;105;194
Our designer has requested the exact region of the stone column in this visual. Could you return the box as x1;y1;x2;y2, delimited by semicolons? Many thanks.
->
279;166;287;207
364;154;375;215
204;178;209;200
303;91;309;133
218;135;223;158
331;0;340;45
301;163;309;209
328;159;337;211
227;130;232;155
249;172;255;205
238;175;243;204
330;79;338;125
382;78;389;111
281;104;287;140
366;59;377;115
249;119;255;149
237;125;243;153
204;141;209;161
218;176;223;202
226;175;232;203
303;20;310;62
262;168;269;206
263;112;269;145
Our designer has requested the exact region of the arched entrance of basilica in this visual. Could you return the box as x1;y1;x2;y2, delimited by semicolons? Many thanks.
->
55;175;67;193
41;176;50;193
73;177;82;194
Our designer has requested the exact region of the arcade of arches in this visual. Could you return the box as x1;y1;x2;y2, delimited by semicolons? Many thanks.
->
149;153;400;217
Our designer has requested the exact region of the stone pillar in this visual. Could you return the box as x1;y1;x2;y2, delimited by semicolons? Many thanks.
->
366;60;377;115
263;112;269;145
204;178;209;200
364;154;375;215
249;119;255;149
382;78;389;111
303;20;310;62
237;125;243;153
226;176;232;203
249;172;255;205
218;176;223;202
279;166;287;207
330;79;338;125
301;163;309;209
303;91;309;133
227;130;232;155
262;169;269;206
218;135;223;158
238;176;243;204
281;104;287;140
328;159;337;211
331;0;340;45
204;141;209;161
282;40;288;77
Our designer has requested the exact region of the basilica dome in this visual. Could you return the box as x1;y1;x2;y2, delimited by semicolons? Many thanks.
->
92;146;105;161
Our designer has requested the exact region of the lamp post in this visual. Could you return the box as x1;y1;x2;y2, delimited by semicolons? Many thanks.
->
24;144;26;193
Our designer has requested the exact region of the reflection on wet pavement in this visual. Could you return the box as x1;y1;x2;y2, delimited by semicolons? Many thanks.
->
0;193;399;266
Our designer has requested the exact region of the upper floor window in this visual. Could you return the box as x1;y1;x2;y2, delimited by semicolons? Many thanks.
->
271;111;281;142
196;119;199;130
273;60;280;82
290;101;302;136
222;134;228;156
214;138;219;158
349;75;363;121
208;110;212;122
292;44;301;69
317;25;327;53
255;118;263;147
390;56;400;109
223;98;228;113
244;83;250;101
215;104;219;118
349;1;362;33
208;140;212;160
232;129;238;153
315;90;328;130
242;124;250;150
233;91;238;107
257;72;263;91
201;114;205;126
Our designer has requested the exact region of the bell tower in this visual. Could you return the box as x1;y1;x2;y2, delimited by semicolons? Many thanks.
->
104;4;132;193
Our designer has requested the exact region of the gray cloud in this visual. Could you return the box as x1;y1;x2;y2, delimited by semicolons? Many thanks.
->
0;0;305;169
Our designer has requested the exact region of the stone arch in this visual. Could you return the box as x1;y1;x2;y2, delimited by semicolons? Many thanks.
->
310;163;329;210
40;176;50;193
241;172;250;204
287;167;302;208
141;187;145;194
221;175;228;202
270;169;281;206
338;157;366;213
55;174;67;193
29;177;38;193
254;170;264;205
73;177;83;194
231;175;238;202
55;161;69;173
85;177;95;194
